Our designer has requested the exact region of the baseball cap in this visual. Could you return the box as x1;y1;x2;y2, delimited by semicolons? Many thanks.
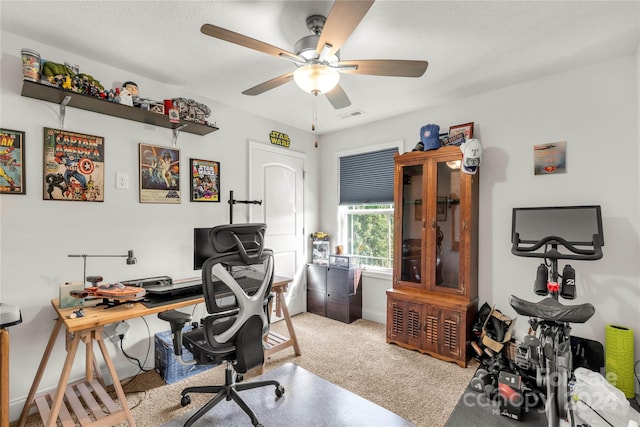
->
460;139;482;174
420;124;441;151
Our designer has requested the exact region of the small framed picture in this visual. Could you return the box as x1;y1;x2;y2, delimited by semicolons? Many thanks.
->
168;108;180;123
0;128;26;194
534;141;566;175
139;143;181;203
449;122;474;140
190;158;220;202
437;197;447;221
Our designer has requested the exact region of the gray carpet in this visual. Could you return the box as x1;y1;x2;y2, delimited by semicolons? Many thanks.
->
13;313;477;427
160;363;414;427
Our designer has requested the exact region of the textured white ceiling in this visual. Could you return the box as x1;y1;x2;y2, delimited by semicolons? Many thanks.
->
2;1;639;135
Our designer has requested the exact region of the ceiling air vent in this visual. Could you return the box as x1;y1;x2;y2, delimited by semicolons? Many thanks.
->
338;110;364;120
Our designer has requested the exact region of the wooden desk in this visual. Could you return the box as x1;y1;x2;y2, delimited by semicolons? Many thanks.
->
19;276;295;427
264;278;301;364
18;295;205;427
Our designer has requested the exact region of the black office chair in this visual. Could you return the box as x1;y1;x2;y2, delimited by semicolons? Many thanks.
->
158;223;285;427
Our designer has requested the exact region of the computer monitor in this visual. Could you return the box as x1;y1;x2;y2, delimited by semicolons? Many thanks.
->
511;205;604;259
194;227;215;270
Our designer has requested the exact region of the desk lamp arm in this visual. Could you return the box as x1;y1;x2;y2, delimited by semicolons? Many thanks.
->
68;250;137;286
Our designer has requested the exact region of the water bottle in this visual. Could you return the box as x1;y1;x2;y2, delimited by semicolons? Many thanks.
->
534;264;548;296
561;264;576;300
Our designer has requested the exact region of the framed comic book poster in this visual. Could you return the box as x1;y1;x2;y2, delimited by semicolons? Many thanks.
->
0;128;26;194
43;127;104;201
139;143;181;203
190;158;220;202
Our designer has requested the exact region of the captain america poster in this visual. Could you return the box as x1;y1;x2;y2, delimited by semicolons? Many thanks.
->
43;127;104;202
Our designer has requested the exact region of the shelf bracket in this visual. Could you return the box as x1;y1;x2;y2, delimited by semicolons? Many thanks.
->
59;95;72;129
172;124;188;147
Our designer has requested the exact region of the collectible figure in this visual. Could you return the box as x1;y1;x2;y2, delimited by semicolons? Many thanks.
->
116;87;133;106
122;81;139;102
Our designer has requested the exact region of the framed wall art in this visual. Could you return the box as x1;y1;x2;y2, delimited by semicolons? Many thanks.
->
0;128;26;194
437;196;448;221
43;127;104;201
190;158;220;202
534;141;566;175
139;143;181;203
449;122;474;141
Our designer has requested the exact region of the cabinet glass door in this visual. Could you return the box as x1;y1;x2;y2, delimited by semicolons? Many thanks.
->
399;164;423;284
432;160;461;292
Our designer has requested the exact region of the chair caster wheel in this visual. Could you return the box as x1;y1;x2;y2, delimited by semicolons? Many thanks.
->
275;385;285;397
236;373;244;382
181;395;191;407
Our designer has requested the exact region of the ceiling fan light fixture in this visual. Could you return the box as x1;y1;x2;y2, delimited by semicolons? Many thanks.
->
294;64;340;95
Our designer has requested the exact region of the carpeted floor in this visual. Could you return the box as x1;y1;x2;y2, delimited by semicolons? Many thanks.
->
15;312;478;427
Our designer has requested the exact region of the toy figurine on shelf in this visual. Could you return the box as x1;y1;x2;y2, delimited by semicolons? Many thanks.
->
122;81;139;103
115;86;133;106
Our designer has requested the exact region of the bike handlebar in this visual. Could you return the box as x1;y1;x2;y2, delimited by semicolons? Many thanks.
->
511;233;603;261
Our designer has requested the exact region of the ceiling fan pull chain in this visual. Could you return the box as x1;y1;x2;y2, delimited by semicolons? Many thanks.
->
313;94;318;148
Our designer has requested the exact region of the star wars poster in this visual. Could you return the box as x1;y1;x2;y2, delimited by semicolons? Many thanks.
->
139;143;181;203
43;127;104;201
0;128;26;194
190;158;220;202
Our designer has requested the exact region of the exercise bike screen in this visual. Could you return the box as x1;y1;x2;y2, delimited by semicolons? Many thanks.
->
512;205;604;247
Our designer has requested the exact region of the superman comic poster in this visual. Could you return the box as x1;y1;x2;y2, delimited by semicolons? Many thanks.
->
139;143;181;203
43;128;104;201
0;128;26;194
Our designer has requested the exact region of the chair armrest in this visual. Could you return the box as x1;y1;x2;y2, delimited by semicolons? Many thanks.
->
157;310;192;356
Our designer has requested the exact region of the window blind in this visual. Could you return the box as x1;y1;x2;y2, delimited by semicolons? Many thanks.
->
339;147;398;205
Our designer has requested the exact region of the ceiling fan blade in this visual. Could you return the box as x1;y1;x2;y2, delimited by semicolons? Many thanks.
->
339;59;428;77
201;24;302;62
325;83;351;109
241;72;295;96
316;0;374;58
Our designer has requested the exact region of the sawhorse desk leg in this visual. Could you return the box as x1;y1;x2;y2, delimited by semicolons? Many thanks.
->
19;320;135;426
263;284;301;372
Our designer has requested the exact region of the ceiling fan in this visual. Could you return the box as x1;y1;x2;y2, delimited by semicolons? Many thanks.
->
200;0;428;110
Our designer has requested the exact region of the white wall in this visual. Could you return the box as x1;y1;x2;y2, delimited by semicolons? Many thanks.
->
318;54;640;373
0;31;319;420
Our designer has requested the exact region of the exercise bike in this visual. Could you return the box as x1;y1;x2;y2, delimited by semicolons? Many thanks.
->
508;205;604;427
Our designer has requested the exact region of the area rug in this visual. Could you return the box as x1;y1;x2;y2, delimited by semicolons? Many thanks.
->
160;362;414;427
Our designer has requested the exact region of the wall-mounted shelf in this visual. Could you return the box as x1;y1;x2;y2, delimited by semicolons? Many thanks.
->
21;80;219;136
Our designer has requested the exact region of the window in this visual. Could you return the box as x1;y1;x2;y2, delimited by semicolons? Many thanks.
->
343;204;394;269
338;144;399;271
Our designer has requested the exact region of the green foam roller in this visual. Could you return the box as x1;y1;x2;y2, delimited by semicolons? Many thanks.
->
605;324;635;398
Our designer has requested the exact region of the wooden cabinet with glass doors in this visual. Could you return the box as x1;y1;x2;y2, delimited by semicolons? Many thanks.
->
386;146;479;367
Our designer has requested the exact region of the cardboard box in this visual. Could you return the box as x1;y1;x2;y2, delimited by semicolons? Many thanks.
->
154;330;213;384
481;306;516;353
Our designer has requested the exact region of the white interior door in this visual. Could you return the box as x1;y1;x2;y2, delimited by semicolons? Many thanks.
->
249;141;305;316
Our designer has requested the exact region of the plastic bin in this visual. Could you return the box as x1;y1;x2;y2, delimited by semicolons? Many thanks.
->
154;330;213;384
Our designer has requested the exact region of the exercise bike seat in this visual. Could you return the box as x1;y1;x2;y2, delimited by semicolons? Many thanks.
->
509;295;595;324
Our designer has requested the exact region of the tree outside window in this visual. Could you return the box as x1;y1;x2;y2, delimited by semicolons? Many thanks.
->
345;204;394;269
